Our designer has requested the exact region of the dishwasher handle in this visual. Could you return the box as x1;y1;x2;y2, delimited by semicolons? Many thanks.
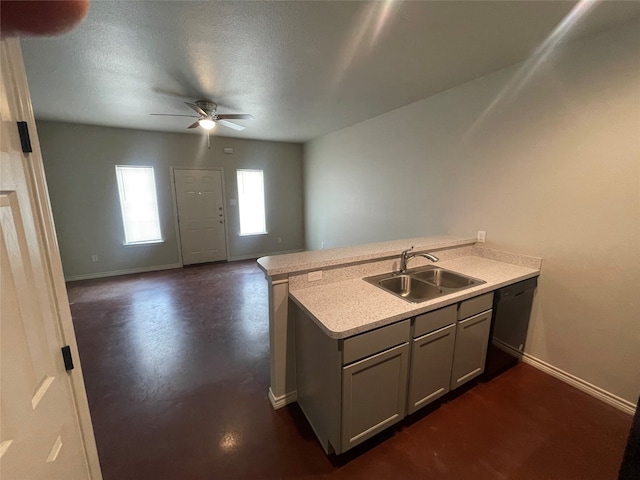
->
495;277;538;301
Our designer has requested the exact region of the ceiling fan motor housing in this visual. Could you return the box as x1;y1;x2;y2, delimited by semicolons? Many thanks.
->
195;100;217;114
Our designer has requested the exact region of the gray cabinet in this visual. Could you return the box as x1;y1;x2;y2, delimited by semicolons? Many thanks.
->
342;342;409;450
294;290;494;455
407;306;457;414
294;303;410;455
450;293;493;390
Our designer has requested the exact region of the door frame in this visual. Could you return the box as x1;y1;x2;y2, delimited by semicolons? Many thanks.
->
169;166;231;266
2;38;102;478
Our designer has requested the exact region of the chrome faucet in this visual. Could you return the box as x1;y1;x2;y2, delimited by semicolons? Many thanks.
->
399;246;439;273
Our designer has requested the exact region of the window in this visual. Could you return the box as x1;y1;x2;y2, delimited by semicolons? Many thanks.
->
115;166;162;244
237;169;267;235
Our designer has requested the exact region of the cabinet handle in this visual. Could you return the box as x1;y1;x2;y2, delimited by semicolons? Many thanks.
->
342;342;408;368
459;312;490;329
414;323;454;342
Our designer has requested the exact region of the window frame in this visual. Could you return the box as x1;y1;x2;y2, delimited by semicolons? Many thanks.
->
115;165;164;245
236;169;268;237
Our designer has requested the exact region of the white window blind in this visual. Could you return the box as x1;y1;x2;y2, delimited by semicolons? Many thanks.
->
115;166;162;244
237;170;267;236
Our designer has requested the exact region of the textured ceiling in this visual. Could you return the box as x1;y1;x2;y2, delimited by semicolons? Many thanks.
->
21;1;640;143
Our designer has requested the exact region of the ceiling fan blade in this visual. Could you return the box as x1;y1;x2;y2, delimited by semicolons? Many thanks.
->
185;102;207;116
216;114;254;120
187;121;200;129
150;113;200;117
218;119;245;131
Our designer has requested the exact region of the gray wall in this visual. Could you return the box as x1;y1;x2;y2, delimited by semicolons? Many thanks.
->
38;122;304;278
304;20;640;403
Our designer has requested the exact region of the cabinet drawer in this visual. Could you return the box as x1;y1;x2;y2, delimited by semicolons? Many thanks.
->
458;292;494;320
343;320;410;365
414;305;456;338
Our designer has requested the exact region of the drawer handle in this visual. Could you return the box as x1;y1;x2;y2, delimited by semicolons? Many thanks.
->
461;315;488;329
414;323;454;342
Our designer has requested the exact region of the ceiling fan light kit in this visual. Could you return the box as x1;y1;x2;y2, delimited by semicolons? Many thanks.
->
150;99;253;132
198;118;216;130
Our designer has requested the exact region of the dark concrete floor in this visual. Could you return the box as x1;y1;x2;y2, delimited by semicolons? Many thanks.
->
67;261;633;480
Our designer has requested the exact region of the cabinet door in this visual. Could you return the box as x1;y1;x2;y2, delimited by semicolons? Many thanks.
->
450;310;492;390
341;343;409;453
407;324;456;414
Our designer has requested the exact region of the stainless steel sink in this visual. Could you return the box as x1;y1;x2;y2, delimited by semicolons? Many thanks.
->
413;267;482;289
364;266;485;303
378;275;442;302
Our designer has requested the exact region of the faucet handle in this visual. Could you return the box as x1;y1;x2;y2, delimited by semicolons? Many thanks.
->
403;245;414;255
399;246;415;273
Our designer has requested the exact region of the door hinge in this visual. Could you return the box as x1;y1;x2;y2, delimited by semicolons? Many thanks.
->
16;121;32;153
61;345;74;371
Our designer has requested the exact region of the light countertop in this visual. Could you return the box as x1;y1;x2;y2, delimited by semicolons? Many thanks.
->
257;235;476;277
289;255;540;339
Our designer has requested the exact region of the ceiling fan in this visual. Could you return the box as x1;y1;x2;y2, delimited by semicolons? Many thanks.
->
150;100;254;131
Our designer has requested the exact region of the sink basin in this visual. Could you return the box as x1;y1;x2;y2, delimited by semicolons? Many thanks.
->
377;275;442;302
364;267;485;303
413;268;482;289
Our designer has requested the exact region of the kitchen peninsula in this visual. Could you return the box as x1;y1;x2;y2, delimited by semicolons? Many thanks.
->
257;235;542;412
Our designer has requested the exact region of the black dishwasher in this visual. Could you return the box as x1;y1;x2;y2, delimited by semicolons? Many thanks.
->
484;277;538;380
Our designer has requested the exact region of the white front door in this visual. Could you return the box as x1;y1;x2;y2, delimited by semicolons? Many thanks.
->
0;38;101;479
174;169;228;265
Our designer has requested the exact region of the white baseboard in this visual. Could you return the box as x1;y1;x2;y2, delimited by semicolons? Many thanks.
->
65;263;182;282
268;388;297;410
521;353;636;415
66;252;304;280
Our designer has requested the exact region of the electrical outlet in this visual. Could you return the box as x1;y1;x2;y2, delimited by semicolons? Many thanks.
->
277;237;282;243
91;254;99;262
321;242;324;249
477;231;486;243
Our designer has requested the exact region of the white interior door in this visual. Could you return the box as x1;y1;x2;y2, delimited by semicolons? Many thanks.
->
174;169;228;265
0;38;101;480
